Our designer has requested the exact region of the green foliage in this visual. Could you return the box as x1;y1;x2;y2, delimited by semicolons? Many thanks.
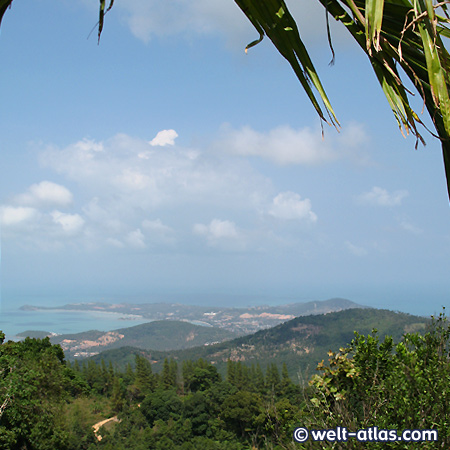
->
221;390;263;438
141;389;183;427
64;398;101;450
258;397;301;448
110;377;126;413
0;337;80;450
308;312;450;448
161;358;178;389
183;359;220;393
131;354;156;399
182;392;213;436
0;310;447;450
266;363;281;395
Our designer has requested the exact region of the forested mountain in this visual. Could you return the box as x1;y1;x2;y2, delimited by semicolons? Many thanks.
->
47;321;236;358
89;308;428;379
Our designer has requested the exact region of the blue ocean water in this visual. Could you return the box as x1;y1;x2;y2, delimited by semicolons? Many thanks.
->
0;307;152;340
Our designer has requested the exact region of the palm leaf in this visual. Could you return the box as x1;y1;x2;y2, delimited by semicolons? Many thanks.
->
0;0;13;27
366;0;385;52
234;0;339;128
236;0;450;201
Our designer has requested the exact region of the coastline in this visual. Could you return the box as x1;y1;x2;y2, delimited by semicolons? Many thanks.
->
1;307;150;341
19;308;145;321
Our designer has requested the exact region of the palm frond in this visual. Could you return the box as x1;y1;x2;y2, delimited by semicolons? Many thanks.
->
234;0;340;128
0;0;13;27
236;0;450;200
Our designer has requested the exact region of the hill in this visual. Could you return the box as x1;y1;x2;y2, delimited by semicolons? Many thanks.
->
49;320;236;358
15;330;54;339
88;308;428;379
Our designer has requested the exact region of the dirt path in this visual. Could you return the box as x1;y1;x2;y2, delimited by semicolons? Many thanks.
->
92;416;120;441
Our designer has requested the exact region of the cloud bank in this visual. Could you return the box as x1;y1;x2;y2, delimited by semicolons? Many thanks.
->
1;129;321;252
106;0;349;49
215;123;369;166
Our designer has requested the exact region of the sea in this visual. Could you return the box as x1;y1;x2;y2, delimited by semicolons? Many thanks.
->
0;306;152;341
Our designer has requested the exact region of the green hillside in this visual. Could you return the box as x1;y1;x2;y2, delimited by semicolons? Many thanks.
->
112;320;236;349
50;320;236;357
15;330;53;339
88;308;428;379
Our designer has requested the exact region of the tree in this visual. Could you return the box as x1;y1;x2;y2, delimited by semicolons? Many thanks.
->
161;357;178;390
110;376;126;413
253;363;265;393
141;389;183;427
133;354;155;397
265;363;281;395
221;391;263;439
0;336;75;449
182;391;213;436
183;359;220;393
308;312;450;447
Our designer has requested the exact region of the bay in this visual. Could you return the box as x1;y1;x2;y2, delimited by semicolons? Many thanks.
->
0;307;152;340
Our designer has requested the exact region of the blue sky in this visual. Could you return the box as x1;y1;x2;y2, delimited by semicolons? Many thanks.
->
0;0;449;316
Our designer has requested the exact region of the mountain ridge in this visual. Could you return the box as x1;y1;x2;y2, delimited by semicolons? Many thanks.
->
87;308;429;379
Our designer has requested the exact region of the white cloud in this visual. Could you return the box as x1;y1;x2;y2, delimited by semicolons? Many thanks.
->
82;197;125;234
12;130;322;251
142;219;176;246
194;219;238;240
142;218;172;233
0;206;39;226
115;168;153;191
40;138;106;181
97;0;350;50
193;219;245;250
112;0;252;45
345;241;368;257
125;228;146;249
51;211;85;234
40;132;271;217
15;181;73;208
215;123;369;166
106;238;125;248
269;192;317;223
358;186;409;207
103;221;174;250
399;221;423;235
149;129;178;147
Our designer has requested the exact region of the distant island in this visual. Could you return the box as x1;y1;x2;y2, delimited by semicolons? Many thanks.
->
15;330;58;339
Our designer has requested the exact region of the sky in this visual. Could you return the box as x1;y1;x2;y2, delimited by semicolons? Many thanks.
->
0;0;449;316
